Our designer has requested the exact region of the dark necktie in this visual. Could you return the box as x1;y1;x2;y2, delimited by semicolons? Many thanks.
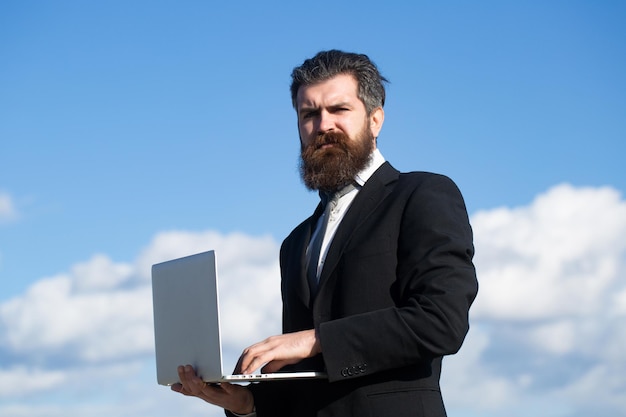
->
306;183;356;297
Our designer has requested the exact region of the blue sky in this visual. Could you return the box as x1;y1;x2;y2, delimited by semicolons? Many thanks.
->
1;1;625;416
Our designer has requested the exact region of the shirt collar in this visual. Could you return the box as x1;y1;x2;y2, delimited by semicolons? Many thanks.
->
355;148;386;187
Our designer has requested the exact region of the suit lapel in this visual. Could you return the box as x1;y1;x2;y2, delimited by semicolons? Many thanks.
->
317;162;399;295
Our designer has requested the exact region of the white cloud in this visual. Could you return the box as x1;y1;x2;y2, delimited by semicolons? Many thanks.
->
0;258;152;362
0;366;67;398
471;183;626;321
0;230;281;417
442;183;626;416
2;184;626;417
0;191;18;224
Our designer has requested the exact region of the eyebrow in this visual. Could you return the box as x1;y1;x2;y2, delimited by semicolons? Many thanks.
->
298;106;319;118
298;101;353;115
328;102;352;110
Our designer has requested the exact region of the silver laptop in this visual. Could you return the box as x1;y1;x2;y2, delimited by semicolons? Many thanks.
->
151;250;327;385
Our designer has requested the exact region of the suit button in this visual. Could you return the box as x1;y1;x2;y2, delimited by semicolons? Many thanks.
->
341;368;349;377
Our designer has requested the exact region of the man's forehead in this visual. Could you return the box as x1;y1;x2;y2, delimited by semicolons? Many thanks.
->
296;74;359;107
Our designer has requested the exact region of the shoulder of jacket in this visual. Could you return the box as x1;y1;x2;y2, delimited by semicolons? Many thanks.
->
399;170;455;184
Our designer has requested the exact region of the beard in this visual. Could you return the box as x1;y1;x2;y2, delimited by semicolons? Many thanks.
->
299;124;375;193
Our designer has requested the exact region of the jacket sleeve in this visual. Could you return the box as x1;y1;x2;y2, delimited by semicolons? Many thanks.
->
318;174;478;382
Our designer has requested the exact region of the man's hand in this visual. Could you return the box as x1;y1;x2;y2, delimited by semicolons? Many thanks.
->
171;365;255;415
236;329;321;375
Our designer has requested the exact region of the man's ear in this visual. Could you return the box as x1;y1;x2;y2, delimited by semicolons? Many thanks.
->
369;107;385;138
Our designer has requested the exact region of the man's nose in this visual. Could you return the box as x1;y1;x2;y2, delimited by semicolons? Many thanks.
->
317;111;335;134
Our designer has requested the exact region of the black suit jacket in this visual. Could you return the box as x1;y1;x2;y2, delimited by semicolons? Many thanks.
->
249;162;478;417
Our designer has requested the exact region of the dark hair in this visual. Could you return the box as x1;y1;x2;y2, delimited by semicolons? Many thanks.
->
290;50;388;114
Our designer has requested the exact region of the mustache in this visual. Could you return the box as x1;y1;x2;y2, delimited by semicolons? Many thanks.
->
312;131;349;149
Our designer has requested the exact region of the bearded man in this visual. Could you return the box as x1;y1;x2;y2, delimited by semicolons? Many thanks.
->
173;50;478;417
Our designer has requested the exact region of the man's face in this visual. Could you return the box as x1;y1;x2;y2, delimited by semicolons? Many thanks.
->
296;74;384;192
